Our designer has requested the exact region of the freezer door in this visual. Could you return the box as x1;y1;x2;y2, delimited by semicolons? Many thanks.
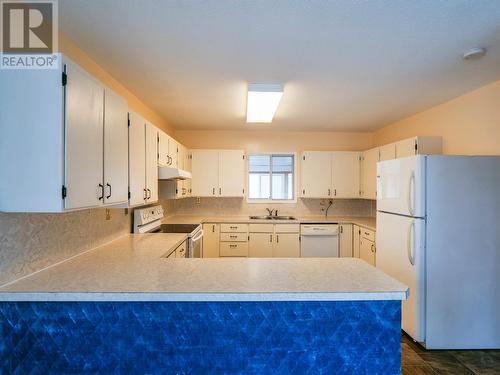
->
376;211;425;342
377;156;425;218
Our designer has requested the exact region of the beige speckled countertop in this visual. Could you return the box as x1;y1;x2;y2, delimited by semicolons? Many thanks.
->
0;231;407;302
162;215;376;230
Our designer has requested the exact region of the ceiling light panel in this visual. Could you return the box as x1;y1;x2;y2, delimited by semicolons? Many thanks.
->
246;83;283;123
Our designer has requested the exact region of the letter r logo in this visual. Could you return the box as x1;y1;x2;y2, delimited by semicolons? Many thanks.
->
1;1;54;53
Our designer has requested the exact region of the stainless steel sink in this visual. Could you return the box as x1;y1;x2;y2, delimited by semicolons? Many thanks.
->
249;215;274;220
249;215;297;220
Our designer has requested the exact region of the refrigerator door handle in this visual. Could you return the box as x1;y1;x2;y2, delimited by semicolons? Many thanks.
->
408;171;415;216
407;220;415;266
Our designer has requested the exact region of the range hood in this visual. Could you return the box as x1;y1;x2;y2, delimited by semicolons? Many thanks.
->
158;167;192;180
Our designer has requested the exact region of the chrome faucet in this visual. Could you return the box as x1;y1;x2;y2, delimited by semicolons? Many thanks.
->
266;208;275;216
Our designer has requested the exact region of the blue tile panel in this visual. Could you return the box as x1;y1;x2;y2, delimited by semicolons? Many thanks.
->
0;301;401;374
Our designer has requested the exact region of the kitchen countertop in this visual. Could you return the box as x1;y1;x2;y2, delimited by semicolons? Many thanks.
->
0;232;406;302
162;215;376;230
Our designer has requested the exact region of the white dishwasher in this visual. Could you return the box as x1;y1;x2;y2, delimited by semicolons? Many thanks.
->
300;224;339;257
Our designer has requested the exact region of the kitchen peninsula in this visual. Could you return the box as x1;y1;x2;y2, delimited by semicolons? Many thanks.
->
0;234;407;374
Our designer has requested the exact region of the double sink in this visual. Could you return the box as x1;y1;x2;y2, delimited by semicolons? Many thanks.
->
249;215;297;221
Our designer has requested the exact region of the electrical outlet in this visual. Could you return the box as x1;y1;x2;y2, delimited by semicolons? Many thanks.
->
105;208;111;220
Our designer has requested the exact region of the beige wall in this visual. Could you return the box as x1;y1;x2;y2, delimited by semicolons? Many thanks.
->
59;33;174;135
374;80;500;155
174;130;374;152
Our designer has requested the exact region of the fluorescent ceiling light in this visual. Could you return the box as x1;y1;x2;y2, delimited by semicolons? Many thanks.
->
246;83;283;123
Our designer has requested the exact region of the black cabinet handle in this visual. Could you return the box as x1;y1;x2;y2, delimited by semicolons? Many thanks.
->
106;183;111;199
147;189;151;199
143;189;147;200
98;183;104;200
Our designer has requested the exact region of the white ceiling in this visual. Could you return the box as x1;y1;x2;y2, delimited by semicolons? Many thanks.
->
60;0;500;132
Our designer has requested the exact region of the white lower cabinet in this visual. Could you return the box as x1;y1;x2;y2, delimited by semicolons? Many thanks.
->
353;225;361;258
202;223;220;258
248;223;300;258
339;224;353;257
248;233;273;257
273;233;300;257
219;223;248;257
359;228;376;266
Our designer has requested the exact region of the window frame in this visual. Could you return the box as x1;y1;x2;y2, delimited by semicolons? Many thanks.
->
246;152;297;204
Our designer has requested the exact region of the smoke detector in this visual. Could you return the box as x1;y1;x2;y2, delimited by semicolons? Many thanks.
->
462;47;486;61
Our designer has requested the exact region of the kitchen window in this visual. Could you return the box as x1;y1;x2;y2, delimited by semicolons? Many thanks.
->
248;154;295;202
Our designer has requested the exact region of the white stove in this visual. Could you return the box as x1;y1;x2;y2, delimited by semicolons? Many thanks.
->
133;205;203;258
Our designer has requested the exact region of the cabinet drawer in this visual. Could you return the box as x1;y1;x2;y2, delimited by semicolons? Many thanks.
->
220;242;248;257
360;228;375;241
274;224;300;233
220;232;248;242
248;223;274;233
220;223;248;233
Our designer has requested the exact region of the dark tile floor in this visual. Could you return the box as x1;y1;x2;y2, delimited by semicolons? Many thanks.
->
401;332;500;374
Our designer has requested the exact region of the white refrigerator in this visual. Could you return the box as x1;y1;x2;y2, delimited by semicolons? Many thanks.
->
376;155;500;349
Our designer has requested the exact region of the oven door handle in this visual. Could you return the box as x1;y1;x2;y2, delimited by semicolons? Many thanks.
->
191;230;203;242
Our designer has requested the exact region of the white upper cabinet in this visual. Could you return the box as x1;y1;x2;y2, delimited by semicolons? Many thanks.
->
145;122;158;203
379;143;396;161
103;88;128;205
301;152;332;198
191;150;220;197
331;152;361;198
361;147;379;200
128;114;158;206
64;60;104;210
219;150;245;197
128;112;147;206
302;151;361;199
158;130;178;168
396;136;442;158
191;150;245;197
0;54;131;212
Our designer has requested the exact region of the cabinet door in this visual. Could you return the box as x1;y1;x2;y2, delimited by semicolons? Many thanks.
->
360;238;376;266
219;150;245;197
64;61;104;210
248;233;273;257
361;147;379;199
353;225;361;258
103;88;128;205
395;137;417;158
177;144;185;170
158;130;169;167
145;122;158;203
273;233;300;257
129;112;146;206
170;138;178;168
379;143;396;161
203;223;220;257
191;150;219;197
339;224;353;257
301;152;332;198
332;152;360;198
184;151;192;196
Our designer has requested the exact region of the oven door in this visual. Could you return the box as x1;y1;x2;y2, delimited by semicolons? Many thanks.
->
189;227;203;258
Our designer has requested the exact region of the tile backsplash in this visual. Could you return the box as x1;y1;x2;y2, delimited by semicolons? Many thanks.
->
0;208;131;286
165;197;376;218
